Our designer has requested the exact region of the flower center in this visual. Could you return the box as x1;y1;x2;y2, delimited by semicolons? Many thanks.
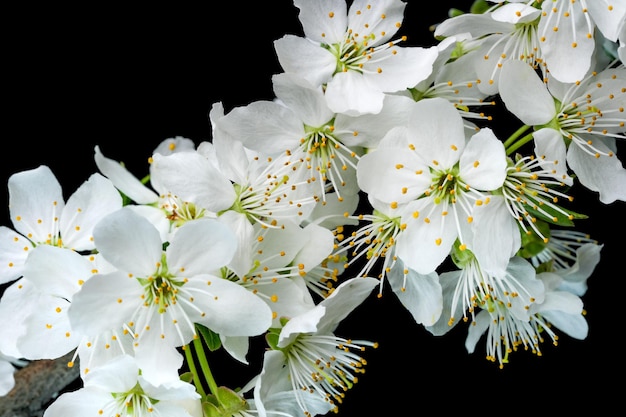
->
102;382;158;415
137;255;181;314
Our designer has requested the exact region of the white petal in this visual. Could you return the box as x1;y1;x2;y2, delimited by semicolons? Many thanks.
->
558;243;603;295
291;223;334;271
94;146;159;204
69;271;143;337
60;173;123;251
425;270;464;336
272;72;334;127
541;307;588;340
0;360;16;396
185;276;272;337
218;211;255;278
465;310;490;353
84;354;139;391
93;208;162;276
23;245;93;298
407;98;466;169
316;276;378;333
335;94;417;148
274;35;336;86
348;0;404;43
324;71;385;116
167;218;237;275
538;2;595;82
459;128;507;190
567;138;626;204
294;0;347;44
365;46;438;92
216;100;303;155
499;59;556;125
357;137;430;204
533;128;574;186
18;295;78;359
435;12;513;38
43;387;113;417
134;341;184;387
278;305;325;348
220;335;250;365
397;199;458;274
150;152;237;213
8;165;64;243
470;195;521;277
0;279;37;357
387;262;442;326
0;226;31;284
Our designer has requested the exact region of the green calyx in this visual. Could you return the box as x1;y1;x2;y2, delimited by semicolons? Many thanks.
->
202;386;248;417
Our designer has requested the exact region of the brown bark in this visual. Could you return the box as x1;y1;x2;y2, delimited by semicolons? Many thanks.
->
0;352;79;417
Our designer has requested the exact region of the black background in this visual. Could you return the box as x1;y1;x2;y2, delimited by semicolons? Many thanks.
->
2;1;624;414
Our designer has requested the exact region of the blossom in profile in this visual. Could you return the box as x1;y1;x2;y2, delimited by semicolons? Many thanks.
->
260;276;378;416
274;0;438;116
498;59;626;204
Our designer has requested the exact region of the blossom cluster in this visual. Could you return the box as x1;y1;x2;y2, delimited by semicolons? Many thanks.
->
0;0;625;416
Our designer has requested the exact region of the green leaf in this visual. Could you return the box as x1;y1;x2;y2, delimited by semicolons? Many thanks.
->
196;323;222;351
179;371;194;384
470;0;491;14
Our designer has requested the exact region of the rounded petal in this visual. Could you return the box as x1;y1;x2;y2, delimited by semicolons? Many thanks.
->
60;173;123;251
18;295;78;360
365;46;438;92
357;129;431;204
533;128;574;186
538;1;595;82
0;226;32;284
274;35;336;87
316;276;378;333
43;387;113;417
459;128;507;190
324;71;385;116
294;0;347;44
23;245;93;298
69;271;144;337
397;199;458;274
93;208;163;276
567;137;626;204
499;59;556;125
470;195;521;278
348;0;405;44
185;276;273;337
387;262;442;326
150;152;237;213
216;100;304;155
272;72;333;127
406;98;466;169
8;165;64;244
0;279;38;357
167;218;237;275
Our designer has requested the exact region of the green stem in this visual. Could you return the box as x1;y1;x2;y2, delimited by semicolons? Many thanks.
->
505;131;535;155
502;124;532;149
184;344;206;398
193;337;220;400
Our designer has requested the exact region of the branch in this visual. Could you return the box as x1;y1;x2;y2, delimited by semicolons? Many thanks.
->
0;352;79;417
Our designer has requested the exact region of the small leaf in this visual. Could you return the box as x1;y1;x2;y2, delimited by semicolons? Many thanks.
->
196;323;222;351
